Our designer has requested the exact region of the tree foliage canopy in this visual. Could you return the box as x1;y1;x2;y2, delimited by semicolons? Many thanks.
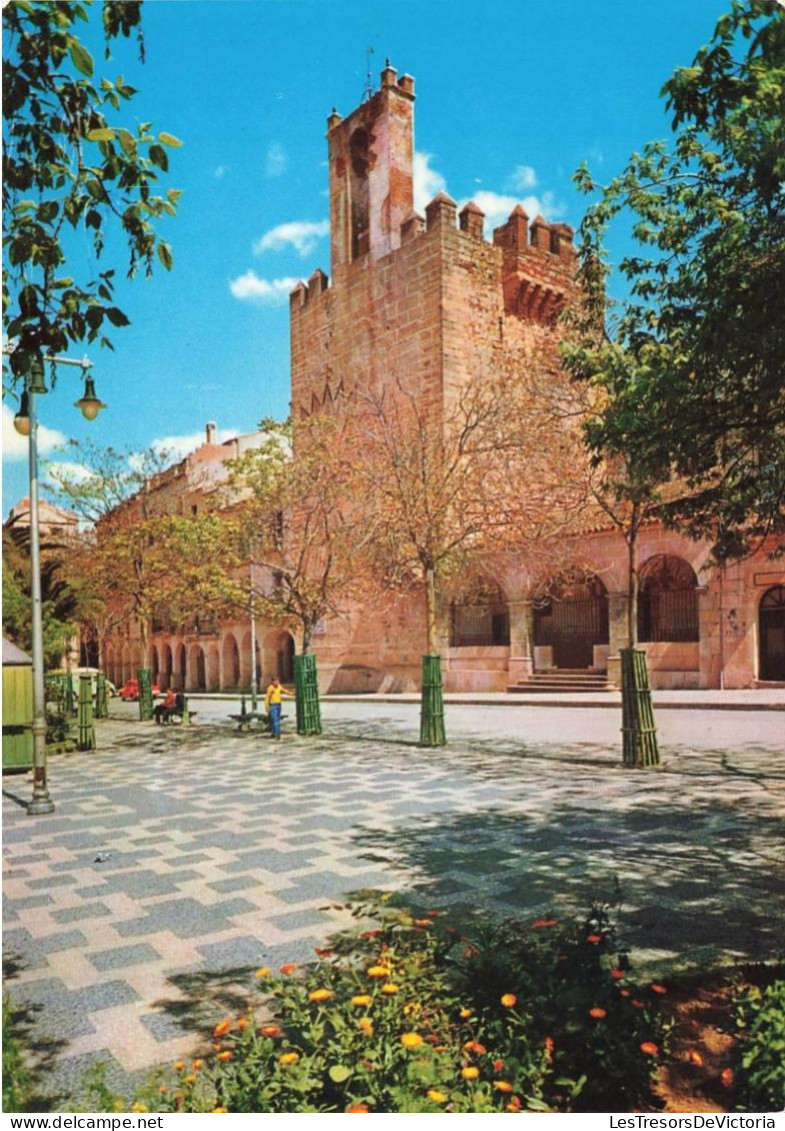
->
564;0;785;561
3;0;180;387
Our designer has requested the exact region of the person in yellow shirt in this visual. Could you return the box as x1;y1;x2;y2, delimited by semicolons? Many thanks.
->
264;676;289;738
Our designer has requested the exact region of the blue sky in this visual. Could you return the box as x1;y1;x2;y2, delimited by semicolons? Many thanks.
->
3;0;732;513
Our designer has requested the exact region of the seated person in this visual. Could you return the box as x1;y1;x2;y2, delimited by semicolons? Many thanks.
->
154;687;177;724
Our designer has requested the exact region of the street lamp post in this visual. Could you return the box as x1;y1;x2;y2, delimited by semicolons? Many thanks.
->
5;349;106;815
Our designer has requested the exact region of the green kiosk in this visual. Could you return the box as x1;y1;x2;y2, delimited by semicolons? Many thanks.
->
3;638;34;771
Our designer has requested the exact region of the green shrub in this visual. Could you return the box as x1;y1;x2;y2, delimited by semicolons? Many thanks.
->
734;978;785;1113
117;895;669;1114
3;995;31;1112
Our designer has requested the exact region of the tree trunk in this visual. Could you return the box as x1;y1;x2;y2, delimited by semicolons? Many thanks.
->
621;520;659;767
420;564;446;746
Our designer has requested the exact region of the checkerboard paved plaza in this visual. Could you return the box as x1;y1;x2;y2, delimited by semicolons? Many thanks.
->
3;699;784;1106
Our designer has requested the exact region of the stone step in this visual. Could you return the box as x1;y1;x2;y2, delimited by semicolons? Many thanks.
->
508;670;616;693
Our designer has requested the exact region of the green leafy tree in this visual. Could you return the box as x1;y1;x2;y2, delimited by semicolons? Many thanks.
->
567;0;785;563
2;520;80;667
3;0;181;386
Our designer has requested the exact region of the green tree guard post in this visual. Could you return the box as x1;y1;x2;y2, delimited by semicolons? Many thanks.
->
180;695;191;725
95;672;108;719
620;648;660;768
138;668;154;721
64;674;76;717
420;654;447;747
294;653;322;736
77;674;96;751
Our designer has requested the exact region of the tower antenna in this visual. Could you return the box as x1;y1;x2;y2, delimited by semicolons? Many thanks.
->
363;46;374;102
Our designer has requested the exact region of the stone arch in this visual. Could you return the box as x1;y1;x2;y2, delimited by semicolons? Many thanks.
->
759;585;785;682
175;642;187;691
188;644;207;691
450;574;510;647
267;630;295;684
160;644;173;690
206;644;220;692
150;645;160;685
638;554;699;643
221;633;241;691
533;570;609;669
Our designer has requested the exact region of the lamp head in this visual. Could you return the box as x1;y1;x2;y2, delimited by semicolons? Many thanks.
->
13;390;30;436
74;373;106;421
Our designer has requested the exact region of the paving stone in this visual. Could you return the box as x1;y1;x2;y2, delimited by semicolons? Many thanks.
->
53;901;113;924
26;874;79;889
196;935;268;968
89;943;161;971
70;979;140;1011
266;908;331;932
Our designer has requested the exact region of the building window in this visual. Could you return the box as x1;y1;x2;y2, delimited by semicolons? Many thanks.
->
450;578;510;647
638;554;699;643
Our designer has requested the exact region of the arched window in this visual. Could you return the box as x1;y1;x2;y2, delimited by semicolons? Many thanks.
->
533;571;608;668
349;127;370;260
759;585;785;681
450;577;510;647
638;555;699;643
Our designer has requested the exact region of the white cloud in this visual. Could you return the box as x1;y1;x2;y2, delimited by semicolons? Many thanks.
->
214;164;230;179
150;428;240;462
2;403;66;462
508;164;537;190
228;271;300;305
413;151;447;213
44;461;93;489
458;190;564;236
264;142;288;178
253;220;329;257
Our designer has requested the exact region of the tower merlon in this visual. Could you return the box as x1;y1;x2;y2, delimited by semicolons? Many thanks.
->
425;191;458;231
459;200;485;241
400;209;425;243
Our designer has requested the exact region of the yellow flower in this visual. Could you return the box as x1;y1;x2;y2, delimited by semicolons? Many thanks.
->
173;1060;185;1071
495;1081;514;1093
256;967;270;978
358;1017;374;1036
131;1104;148;1114
400;1031;423;1049
352;994;372;1007
212;1107;228;1113
184;1074;197;1084
381;983;399;994
427;1089;447;1103
461;1066;480;1081
309;988;333;1003
192;1059;204;1070
459;1008;473;1019
367;965;390;978
279;1051;300;1066
213;1019;232;1037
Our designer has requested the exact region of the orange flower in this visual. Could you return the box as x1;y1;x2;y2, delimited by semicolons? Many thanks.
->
381;983;399;994
532;918;558;928
346;1104;369;1113
631;999;645;1009
640;1041;659;1056
279;963;297;975
500;993;517;1008
217;1050;233;1062
360;929;380;940
507;1096;522;1112
414;919;434;927
314;946;332;957
309;989;333;1003
236;1017;250;1030
619;989;631;997
461;1066;480;1081
495;1081;514;1093
721;1067;733;1088
212;1020;231;1038
586;934;602;944
459;1008;473;1019
493;1059;505;1073
184;1074;197;1084
173;1061;185;1072
544;1036;554;1064
650;983;668;994
255;967;270;978
687;1049;704;1066
401;1032;424;1049
366;965;390;978
463;1040;487;1055
279;1051;300;1066
260;1025;282;1038
589;1007;607;1019
610;969;626;979
192;1059;204;1070
212;1043;223;1052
